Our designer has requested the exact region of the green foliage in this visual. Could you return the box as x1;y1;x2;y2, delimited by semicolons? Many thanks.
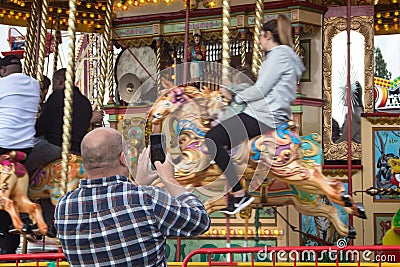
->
374;47;392;80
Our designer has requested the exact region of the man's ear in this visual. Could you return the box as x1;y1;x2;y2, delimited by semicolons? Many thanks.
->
265;31;273;40
120;151;128;167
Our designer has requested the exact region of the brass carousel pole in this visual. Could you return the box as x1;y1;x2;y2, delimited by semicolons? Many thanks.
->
221;0;231;256
52;16;61;76
240;30;247;68
251;0;263;76
35;0;49;85
23;13;33;75
107;39;115;105
97;0;113;110
155;38;162;91
60;0;78;195
24;0;39;77
221;0;231;81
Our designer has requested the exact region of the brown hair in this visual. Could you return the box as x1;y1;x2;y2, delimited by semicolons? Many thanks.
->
262;14;293;48
42;75;51;91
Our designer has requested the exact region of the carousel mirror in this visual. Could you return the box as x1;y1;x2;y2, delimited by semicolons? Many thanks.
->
331;31;364;145
323;16;374;161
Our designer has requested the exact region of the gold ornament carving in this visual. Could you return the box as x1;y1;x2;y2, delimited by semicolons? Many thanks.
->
322;16;374;160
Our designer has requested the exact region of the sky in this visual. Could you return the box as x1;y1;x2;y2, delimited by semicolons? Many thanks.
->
331;30;366;127
374;34;400;79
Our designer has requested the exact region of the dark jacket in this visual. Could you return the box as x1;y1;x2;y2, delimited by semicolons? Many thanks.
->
36;87;92;153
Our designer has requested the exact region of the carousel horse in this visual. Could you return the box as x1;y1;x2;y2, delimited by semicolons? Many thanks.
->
147;83;366;238
0;151;48;235
0;150;85;237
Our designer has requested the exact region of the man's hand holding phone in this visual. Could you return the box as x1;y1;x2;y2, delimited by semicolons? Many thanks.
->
149;133;188;197
135;147;158;186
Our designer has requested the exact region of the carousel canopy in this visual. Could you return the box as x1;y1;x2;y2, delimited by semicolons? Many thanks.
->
0;0;109;33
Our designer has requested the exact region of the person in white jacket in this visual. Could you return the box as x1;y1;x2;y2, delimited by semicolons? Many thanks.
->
205;14;305;214
0;55;40;254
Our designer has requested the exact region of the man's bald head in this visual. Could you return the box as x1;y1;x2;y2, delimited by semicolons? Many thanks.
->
81;128;129;178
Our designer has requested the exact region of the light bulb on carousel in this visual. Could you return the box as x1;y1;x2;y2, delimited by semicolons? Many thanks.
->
202;0;217;8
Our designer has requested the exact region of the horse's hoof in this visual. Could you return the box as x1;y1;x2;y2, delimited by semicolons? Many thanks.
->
348;226;357;239
356;203;367;219
31;228;44;240
341;192;352;207
21;224;32;234
25;233;37;243
8;228;20;235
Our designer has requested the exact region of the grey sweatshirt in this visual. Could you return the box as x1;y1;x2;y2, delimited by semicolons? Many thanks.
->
234;45;305;129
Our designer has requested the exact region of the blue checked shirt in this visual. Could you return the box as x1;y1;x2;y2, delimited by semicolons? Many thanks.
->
54;175;210;267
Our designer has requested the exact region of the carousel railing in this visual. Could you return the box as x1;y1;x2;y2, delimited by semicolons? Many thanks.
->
182;245;400;267
0;252;66;266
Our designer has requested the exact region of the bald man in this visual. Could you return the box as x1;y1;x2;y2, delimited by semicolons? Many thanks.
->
54;128;210;267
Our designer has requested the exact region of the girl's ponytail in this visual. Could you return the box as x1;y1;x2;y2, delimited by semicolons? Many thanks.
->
277;14;293;48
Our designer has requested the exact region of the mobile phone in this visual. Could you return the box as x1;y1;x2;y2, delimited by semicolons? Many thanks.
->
150;133;166;169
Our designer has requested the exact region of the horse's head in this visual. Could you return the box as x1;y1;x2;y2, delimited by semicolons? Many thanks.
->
148;84;226;125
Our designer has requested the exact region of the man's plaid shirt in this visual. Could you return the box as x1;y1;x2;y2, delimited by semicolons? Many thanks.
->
54;175;210;267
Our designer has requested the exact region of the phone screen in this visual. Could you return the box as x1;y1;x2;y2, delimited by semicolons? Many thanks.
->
150;133;166;169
